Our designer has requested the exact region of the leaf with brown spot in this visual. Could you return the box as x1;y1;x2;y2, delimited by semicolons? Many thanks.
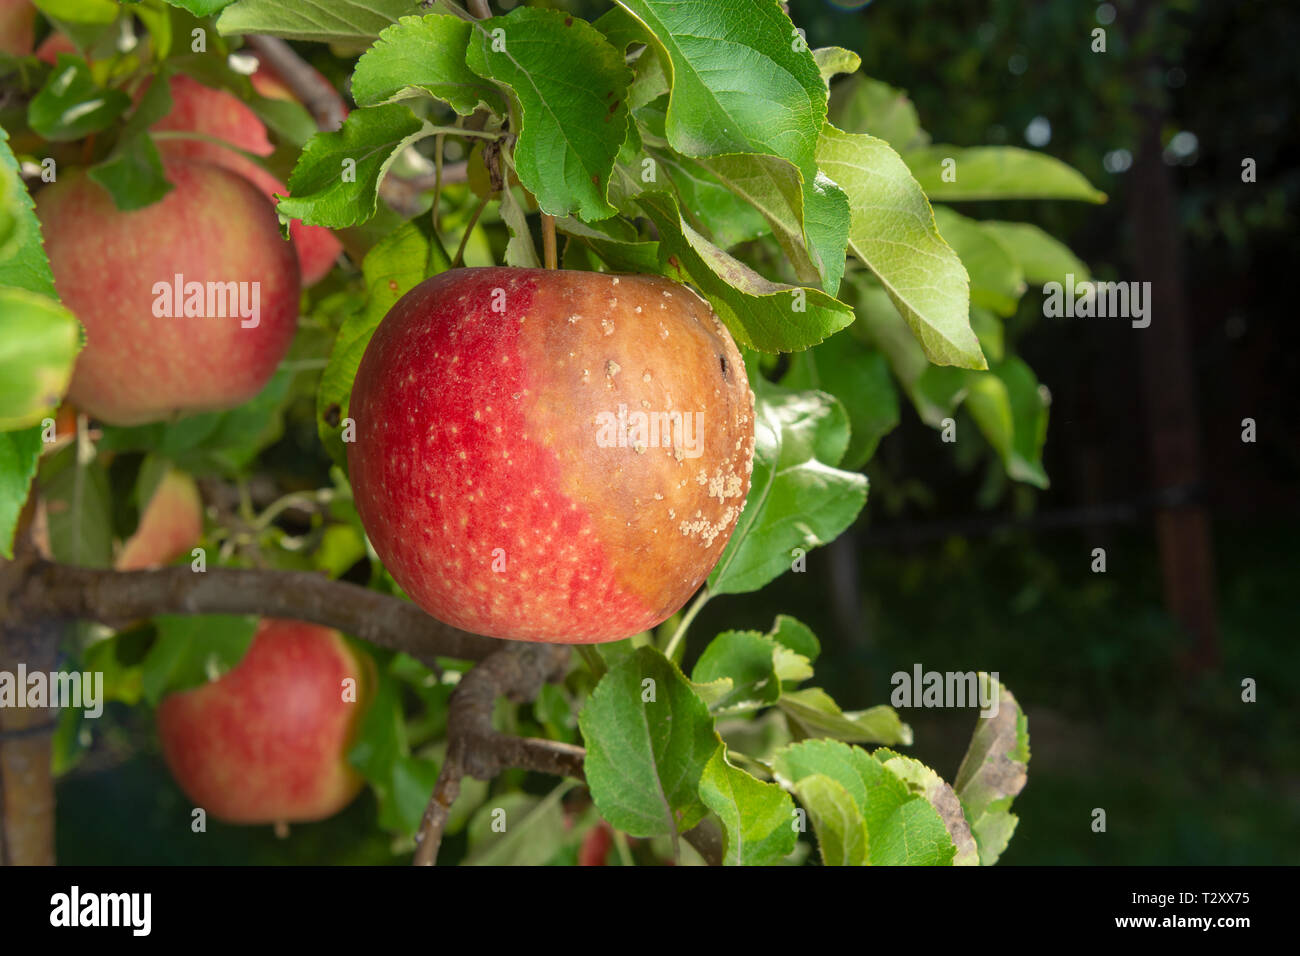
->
953;675;1030;865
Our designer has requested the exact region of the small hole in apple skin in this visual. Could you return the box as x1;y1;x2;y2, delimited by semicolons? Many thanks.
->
719;355;729;380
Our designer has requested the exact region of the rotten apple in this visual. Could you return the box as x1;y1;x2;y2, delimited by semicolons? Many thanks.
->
347;267;755;643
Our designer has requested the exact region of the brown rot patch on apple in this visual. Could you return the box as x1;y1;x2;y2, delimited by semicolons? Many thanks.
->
348;268;755;644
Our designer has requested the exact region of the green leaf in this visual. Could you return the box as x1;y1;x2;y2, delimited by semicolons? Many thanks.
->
932;206;1025;317
775;738;955;865
0;288;80;431
351;14;505;116
82;632;145;707
851;276;960;427
594;8;667;111
465;784;574;866
874;748;979;866
637;191;853;353
98;366;295;475
465;8;630;221
813;47;861;85
499;186;540;268
655;151;771;251
691;630;781;712
817;125;983;369
980;220;1091;286
88;134;171;211
160;0;237;16
708;380;867;595
829;75;927;153
616;0;845;288
781;332;899;470
778;687;912;746
617;0;824;168
904;146;1107;203
970;307;1004;364
556;216;659;274
578;646;718;838
802;174;850;294
317;221;433;470
698;747;797;865
28;55;130;141
868;792;959;866
217;0;414;44
0;427;43;560
954;675;1030;866
278;103;429;230
88;70;176;211
0;127;56;298
346;661;442;837
964;358;1050;488
692;152;812;274
37;445;112;568
790;773;868;865
769;614;820;665
141;615;258;705
33;0;118;26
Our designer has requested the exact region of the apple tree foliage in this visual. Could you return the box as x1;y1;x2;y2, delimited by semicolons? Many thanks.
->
0;0;1104;864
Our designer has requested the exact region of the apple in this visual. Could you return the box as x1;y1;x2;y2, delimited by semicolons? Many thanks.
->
0;0;34;57
347;267;755;643
33;29;74;64
149;74;342;285
115;467;203;571
157;619;371;824
36;159;301;425
578;823;613;865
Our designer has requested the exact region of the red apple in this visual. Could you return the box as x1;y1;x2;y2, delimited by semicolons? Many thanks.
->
115;467;203;571
347;267;755;643
36;159;301;425
33;29;75;64
157;619;371;824
578;823;613;865
0;0;34;57
150;74;342;285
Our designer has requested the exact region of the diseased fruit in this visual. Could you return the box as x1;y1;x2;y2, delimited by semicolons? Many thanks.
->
157;619;371;825
348;267;755;644
36;159;301;425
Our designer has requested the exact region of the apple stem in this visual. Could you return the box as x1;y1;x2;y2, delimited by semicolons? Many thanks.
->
274;820;290;839
574;644;605;678
542;213;557;269
662;588;710;661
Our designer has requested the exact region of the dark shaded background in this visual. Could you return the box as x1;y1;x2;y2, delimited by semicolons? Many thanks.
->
57;0;1299;864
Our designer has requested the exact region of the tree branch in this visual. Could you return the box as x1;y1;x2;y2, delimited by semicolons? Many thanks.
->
413;641;577;864
409;640;725;866
245;35;346;132
8;558;501;665
0;617;60;866
2;556;726;866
